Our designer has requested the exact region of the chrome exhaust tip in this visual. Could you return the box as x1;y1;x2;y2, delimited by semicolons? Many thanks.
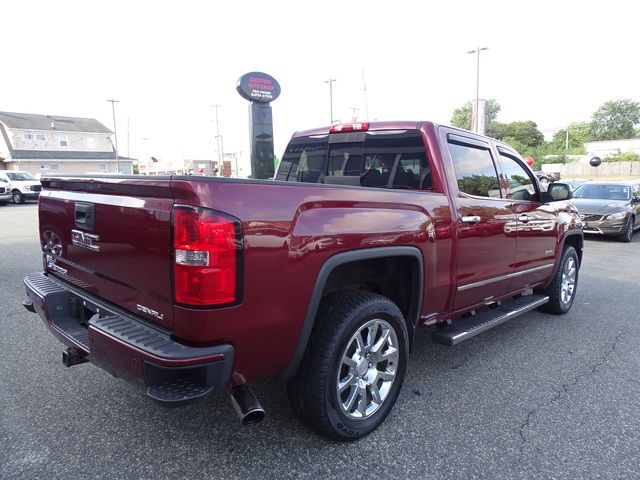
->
230;385;265;426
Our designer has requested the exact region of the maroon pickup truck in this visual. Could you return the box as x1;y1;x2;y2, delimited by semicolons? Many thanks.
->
23;121;583;440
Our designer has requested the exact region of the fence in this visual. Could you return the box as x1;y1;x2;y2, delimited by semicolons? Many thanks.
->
541;161;640;178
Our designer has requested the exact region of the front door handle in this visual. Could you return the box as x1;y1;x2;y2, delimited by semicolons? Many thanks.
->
461;215;481;224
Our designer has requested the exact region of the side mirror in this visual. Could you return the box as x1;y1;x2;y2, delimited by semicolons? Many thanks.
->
547;182;572;201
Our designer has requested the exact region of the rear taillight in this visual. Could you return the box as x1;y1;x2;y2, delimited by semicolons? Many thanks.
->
172;205;242;306
329;122;369;133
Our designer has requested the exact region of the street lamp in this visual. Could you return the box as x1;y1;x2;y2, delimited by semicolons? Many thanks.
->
467;47;488;133
107;99;120;172
324;78;336;125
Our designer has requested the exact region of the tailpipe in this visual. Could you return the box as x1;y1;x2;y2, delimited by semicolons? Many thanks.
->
230;385;265;426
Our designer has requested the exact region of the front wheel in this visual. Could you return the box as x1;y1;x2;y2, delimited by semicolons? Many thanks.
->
537;246;579;314
12;191;24;204
287;290;409;440
618;216;634;243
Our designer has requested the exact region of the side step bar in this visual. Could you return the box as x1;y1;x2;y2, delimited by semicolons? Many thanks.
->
432;294;549;346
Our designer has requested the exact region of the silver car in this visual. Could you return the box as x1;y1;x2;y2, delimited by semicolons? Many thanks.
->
569;181;640;242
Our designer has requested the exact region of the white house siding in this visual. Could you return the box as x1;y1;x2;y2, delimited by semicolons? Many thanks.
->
585;138;640;157
10;130;113;153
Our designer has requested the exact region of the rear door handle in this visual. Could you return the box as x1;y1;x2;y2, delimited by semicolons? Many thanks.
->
461;215;481;224
75;202;95;229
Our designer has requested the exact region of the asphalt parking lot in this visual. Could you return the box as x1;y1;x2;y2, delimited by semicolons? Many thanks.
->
1;203;638;479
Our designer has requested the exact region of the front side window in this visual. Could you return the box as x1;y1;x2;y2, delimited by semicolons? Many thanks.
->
59;135;68;147
499;154;537;201
449;142;501;198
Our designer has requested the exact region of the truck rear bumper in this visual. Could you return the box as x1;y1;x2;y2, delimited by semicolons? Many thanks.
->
24;272;234;407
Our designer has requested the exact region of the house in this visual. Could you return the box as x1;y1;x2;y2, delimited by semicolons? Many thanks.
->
0;111;133;175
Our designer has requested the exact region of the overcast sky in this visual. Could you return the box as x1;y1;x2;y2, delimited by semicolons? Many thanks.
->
2;0;637;174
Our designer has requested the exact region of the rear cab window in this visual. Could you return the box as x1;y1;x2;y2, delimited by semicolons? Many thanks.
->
276;129;433;190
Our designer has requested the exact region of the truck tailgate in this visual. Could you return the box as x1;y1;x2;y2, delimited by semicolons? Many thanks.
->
39;176;175;329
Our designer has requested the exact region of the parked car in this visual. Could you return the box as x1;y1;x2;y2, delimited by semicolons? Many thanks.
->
0;179;11;204
564;179;590;192
0;171;42;204
23;121;583;440
570;180;640;242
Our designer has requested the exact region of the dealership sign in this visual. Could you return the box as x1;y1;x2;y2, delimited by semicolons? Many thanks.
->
236;72;281;104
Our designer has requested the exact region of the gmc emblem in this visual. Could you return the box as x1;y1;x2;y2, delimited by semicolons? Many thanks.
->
71;229;101;252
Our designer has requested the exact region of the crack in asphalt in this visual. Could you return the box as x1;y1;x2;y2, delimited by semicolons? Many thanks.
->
517;331;623;456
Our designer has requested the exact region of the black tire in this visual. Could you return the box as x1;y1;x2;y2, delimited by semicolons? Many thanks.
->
618;216;634;243
287;290;409;441
536;246;579;314
12;191;24;204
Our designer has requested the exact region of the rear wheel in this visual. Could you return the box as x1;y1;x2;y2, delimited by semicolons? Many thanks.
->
12;191;24;204
618;216;634;243
537;246;579;314
287;290;408;440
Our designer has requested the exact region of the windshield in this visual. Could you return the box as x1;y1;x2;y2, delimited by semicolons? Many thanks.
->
573;184;630;201
6;172;37;181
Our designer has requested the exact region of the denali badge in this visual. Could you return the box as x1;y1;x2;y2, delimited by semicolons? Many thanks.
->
71;229;101;252
46;254;68;276
137;304;164;321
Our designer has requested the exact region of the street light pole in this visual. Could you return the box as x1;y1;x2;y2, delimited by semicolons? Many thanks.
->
467;47;488;133
212;104;223;175
325;78;336;125
107;99;120;172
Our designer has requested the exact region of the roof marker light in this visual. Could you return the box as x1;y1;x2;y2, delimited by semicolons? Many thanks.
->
329;122;369;133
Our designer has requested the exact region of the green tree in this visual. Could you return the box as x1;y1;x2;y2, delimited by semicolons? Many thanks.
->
499;121;544;147
450;99;502;138
550;121;592;152
591;99;640;140
603;151;640;162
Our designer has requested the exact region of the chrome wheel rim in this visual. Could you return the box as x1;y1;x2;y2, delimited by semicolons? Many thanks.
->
336;318;399;421
43;230;63;256
560;257;576;306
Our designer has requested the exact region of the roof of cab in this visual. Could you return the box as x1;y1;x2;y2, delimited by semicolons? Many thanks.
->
291;121;434;138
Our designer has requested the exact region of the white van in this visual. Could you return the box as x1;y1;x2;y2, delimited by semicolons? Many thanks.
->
0;171;42;204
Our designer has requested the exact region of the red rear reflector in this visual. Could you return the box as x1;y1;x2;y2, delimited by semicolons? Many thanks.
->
329;122;369;133
172;206;241;306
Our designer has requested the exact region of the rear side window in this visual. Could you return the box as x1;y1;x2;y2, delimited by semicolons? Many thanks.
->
276;130;432;190
448;142;501;198
275;135;329;182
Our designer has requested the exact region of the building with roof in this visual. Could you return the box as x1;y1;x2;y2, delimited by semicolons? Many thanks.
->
0;111;133;175
585;138;640;158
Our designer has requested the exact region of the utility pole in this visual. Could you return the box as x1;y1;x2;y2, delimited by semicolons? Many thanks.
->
324;78;336;125
565;130;569;150
212;104;223;175
127;116;130;159
349;106;359;122
467;47;488;133
362;70;370;121
107;99;120;172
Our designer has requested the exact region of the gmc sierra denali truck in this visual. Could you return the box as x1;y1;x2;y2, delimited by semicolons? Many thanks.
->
23;121;583;440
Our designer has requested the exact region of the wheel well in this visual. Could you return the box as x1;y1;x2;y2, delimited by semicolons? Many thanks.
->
564;234;583;265
11;189;21;193
321;256;421;344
